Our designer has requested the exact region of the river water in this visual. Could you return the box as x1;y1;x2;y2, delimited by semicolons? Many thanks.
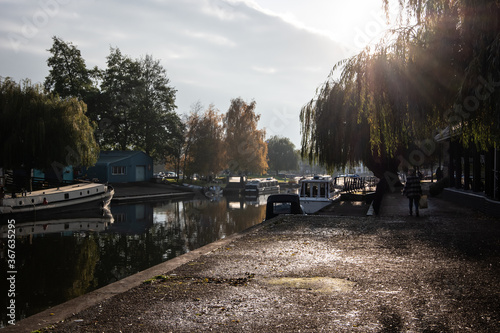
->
0;193;271;327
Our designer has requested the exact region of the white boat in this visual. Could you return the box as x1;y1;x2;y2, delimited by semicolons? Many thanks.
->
244;178;280;196
299;175;340;214
0;183;114;220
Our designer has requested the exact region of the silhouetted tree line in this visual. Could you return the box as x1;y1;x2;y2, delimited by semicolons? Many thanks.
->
2;36;300;182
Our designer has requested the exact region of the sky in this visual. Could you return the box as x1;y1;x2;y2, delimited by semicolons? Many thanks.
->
0;0;392;147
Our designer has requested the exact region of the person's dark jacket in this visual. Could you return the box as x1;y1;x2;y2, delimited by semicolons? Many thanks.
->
404;175;422;198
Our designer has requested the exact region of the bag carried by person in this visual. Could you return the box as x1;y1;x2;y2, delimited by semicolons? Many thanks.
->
419;195;428;209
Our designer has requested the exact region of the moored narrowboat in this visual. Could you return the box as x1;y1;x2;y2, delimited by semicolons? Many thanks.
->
0;183;114;222
244;178;280;196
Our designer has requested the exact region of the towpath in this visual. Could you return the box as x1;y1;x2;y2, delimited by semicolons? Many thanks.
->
5;187;500;332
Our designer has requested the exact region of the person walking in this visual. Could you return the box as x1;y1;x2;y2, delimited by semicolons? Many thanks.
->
403;169;422;216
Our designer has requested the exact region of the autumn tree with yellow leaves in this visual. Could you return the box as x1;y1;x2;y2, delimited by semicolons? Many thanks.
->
183;104;226;178
224;98;268;175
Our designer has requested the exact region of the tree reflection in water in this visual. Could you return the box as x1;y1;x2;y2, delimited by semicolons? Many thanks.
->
0;196;266;326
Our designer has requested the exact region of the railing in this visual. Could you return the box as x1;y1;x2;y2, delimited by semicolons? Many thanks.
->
335;176;378;193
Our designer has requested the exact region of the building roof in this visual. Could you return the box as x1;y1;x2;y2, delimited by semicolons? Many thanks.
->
95;151;150;166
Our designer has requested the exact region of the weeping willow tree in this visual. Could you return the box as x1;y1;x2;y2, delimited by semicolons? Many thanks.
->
453;0;500;149
301;0;500;179
0;78;99;187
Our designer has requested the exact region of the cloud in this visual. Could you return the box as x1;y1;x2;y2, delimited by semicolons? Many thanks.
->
252;66;277;74
184;30;237;47
0;0;345;146
200;0;252;21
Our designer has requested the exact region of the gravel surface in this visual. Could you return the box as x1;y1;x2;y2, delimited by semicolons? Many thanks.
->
39;206;500;332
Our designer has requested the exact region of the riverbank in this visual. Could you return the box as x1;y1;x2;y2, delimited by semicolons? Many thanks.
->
6;187;499;332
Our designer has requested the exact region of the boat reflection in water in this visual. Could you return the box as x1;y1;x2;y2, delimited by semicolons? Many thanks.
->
0;195;267;327
0;215;112;238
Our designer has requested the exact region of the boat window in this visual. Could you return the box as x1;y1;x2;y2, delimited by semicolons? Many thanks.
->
313;185;318;197
302;183;310;197
273;202;292;214
64;193;69;199
320;184;326;197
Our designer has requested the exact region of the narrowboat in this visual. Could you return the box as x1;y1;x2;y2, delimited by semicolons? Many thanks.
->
0;183;114;221
244;178;280;196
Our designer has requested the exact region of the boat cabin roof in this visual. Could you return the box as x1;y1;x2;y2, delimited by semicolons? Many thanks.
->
4;183;105;199
247;178;277;184
265;194;303;220
301;175;332;183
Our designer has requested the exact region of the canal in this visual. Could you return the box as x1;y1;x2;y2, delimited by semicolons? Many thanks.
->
0;194;270;327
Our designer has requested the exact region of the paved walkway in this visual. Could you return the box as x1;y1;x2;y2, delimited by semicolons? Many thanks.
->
322;180;467;218
377;180;477;219
378;190;471;219
5;187;500;332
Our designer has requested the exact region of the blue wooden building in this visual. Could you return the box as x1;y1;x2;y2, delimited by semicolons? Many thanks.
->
85;151;153;183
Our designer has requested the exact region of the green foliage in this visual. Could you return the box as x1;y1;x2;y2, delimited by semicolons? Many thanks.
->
267;136;298;174
44;36;99;101
143;275;170;284
44;38;183;163
98;47;143;151
301;0;500;178
96;50;183;161
136;54;180;161
388;0;500;149
0;78;99;170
